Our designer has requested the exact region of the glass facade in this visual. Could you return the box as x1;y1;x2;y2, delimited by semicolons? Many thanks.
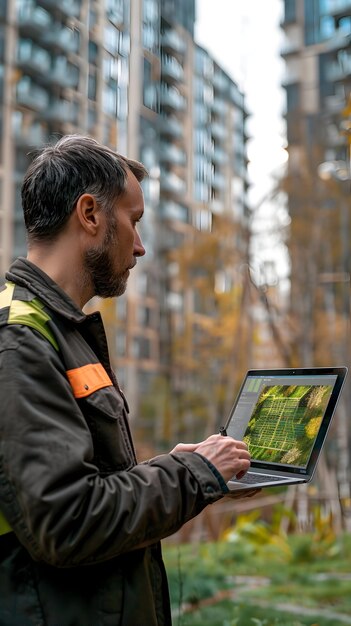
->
0;0;249;421
283;0;350;162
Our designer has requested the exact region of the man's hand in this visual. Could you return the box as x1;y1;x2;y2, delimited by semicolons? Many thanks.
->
224;488;262;499
170;434;251;483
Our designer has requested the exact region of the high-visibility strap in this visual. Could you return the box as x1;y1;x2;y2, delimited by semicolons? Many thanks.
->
0;285;112;540
0;510;12;536
0;282;58;537
66;363;113;398
1;282;59;351
0;281;15;309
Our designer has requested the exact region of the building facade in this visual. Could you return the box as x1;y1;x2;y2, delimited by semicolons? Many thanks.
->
281;0;351;366
281;0;350;170
0;0;249;443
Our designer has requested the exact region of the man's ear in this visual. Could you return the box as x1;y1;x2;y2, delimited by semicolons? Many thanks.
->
75;194;102;236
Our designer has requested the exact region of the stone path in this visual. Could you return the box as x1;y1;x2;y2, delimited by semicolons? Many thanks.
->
175;574;351;624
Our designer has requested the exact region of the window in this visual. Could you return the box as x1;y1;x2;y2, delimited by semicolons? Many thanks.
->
87;106;96;130
193;208;212;231
104;25;119;55
106;0;124;24
89;9;97;30
0;0;6;18
103;54;121;82
104;25;128;56
103;85;117;116
116;295;127;319
137;306;153;327
143;0;158;22
88;73;96;100
115;329;126;356
88;40;98;64
131;337;151;360
285;82;300;112
284;0;296;23
138;371;156;395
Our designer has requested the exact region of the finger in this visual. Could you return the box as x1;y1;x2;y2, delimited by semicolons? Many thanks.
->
233;440;249;451
235;468;250;480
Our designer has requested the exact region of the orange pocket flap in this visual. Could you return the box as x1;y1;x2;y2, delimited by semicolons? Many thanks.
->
66;363;113;398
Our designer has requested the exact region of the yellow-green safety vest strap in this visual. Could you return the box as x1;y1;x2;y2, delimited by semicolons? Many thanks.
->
0;281;60;536
0;510;12;536
0;281;59;351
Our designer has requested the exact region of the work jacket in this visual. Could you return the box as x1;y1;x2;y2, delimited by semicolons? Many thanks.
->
0;258;226;626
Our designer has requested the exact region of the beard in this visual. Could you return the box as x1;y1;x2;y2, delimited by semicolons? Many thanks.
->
83;219;128;299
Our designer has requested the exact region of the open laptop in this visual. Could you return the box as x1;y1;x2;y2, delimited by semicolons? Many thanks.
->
222;367;347;492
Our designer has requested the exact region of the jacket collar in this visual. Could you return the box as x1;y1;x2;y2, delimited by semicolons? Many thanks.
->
6;257;87;323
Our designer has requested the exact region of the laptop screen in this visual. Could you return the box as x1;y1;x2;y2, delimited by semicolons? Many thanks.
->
225;370;341;471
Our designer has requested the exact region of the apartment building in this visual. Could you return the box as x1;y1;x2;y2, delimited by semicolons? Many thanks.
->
281;0;351;366
281;0;350;174
0;0;249;438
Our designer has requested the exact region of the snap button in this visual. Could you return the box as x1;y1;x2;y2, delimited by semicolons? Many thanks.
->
206;485;215;494
84;384;89;390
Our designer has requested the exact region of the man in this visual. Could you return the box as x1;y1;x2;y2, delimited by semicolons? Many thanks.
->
0;135;251;626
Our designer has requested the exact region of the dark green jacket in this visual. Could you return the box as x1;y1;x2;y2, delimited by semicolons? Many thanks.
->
0;258;225;626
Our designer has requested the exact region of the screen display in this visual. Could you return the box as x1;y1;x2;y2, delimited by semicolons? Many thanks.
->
226;374;338;469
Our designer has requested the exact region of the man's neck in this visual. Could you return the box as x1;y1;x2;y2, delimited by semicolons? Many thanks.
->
27;244;91;309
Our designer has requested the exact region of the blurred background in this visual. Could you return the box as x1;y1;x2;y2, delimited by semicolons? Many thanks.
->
0;0;350;548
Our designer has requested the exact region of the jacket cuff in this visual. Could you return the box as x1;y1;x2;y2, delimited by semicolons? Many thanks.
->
193;453;229;494
171;451;226;501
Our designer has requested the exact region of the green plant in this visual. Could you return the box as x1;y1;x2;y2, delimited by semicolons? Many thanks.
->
221;509;292;562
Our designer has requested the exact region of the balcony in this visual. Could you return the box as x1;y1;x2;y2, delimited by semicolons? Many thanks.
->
159;116;183;139
38;0;81;19
326;56;351;82
17;2;52;37
211;122;227;141
159;201;188;223
41;26;79;54
160;142;186;166
212;147;228;165
161;56;184;83
211;172;226;190
13;122;48;147
211;97;227;116
327;0;351;19
324;28;351;51
41;98;78;123
213;71;229;94
160;169;186;195
16;40;51;74
160;86;186;112
324;122;346;147
49;63;79;89
16;77;49;111
209;198;223;214
161;30;186;57
324;93;347;113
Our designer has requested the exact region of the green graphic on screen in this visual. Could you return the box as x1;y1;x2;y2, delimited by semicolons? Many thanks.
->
243;384;333;466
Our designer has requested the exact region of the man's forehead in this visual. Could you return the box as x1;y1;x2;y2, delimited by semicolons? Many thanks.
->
117;171;144;212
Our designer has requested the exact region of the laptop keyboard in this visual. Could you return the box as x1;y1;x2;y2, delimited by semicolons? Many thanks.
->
232;473;283;485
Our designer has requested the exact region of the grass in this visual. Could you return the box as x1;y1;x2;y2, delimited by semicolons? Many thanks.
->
163;531;351;626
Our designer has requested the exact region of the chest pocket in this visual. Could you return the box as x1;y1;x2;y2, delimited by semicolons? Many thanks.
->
66;362;135;473
78;385;136;474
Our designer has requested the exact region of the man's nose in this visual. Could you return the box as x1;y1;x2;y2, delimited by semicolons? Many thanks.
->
134;229;146;257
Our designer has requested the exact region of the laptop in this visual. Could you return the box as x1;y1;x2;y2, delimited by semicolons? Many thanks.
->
222;367;348;492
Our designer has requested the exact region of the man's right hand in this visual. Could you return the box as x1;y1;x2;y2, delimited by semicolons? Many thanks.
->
170;434;251;483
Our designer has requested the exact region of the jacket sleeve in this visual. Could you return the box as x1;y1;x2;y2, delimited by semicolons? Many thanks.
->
0;326;225;567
